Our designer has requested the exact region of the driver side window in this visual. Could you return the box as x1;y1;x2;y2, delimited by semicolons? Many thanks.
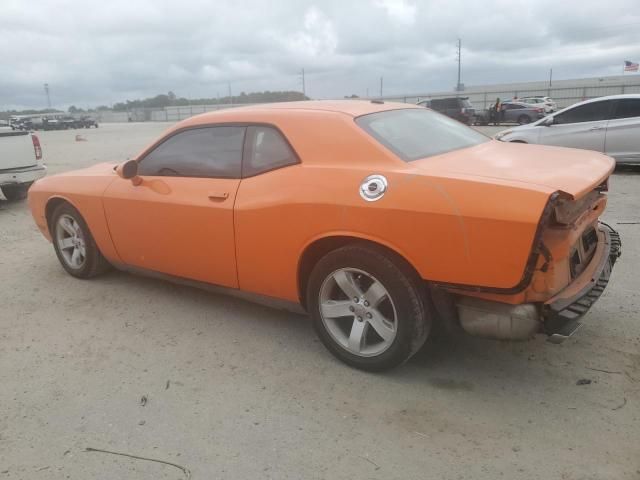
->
554;101;612;125
138;126;245;178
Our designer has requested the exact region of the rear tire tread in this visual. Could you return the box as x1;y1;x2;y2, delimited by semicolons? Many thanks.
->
307;243;431;371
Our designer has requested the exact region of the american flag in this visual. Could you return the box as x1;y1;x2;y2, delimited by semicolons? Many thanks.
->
624;60;639;72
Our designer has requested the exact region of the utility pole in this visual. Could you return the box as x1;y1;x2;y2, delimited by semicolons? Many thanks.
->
380;77;383;98
44;83;51;108
549;68;553;87
228;83;232;105
456;38;462;91
300;68;306;97
366;87;369;98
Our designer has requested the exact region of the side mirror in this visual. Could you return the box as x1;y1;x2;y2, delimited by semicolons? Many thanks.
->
541;116;554;126
116;159;142;185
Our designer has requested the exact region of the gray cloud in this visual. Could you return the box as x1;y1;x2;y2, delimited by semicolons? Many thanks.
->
1;0;639;109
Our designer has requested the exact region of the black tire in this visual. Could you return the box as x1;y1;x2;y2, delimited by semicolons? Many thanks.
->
50;202;111;278
1;183;30;201
517;115;531;125
307;244;432;371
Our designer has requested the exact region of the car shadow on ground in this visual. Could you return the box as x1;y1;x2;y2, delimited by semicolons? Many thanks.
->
98;268;593;395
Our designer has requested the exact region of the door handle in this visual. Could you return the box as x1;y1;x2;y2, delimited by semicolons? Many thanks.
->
208;192;229;201
589;126;604;131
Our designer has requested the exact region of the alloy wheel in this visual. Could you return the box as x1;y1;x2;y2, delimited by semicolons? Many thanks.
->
55;214;86;269
318;268;398;357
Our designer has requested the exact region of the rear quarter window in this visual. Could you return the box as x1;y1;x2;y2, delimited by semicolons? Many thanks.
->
356;108;488;162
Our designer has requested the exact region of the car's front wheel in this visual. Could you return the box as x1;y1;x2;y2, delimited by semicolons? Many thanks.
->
51;203;111;278
307;244;431;371
517;115;531;125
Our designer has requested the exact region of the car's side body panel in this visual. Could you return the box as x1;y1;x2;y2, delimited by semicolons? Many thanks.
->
234;163;549;302
103;175;241;288
605;116;640;163
538;119;607;152
27;163;121;264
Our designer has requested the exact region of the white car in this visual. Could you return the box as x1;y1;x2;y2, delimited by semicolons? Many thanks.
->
495;94;640;164
518;96;556;113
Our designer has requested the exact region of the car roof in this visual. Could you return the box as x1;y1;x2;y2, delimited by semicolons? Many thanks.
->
184;100;420;126
552;94;640;114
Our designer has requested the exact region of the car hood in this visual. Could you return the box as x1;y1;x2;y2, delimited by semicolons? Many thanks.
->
410;140;614;199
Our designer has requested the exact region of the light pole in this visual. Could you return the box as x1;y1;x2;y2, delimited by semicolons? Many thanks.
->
44;83;51;108
456;39;462;91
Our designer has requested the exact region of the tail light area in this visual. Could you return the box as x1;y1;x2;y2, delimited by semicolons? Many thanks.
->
31;134;42;160
526;187;608;301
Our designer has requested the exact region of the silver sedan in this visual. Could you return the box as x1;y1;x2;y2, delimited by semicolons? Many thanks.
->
495;94;640;164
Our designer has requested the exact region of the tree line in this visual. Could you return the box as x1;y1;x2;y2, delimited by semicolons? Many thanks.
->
109;90;309;112
1;90;309;118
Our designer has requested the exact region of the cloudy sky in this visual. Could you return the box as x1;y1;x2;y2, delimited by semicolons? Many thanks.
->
2;0;639;109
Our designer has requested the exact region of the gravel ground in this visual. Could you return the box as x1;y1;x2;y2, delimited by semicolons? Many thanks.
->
1;123;639;479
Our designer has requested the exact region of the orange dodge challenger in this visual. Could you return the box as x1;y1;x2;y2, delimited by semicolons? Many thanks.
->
28;101;621;370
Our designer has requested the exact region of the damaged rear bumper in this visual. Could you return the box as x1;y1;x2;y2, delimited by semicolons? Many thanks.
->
543;225;621;342
454;224;621;341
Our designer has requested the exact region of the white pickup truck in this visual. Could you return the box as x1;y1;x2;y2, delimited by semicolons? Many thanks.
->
0;128;46;200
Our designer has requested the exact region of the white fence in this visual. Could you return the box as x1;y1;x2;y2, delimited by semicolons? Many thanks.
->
381;75;640;110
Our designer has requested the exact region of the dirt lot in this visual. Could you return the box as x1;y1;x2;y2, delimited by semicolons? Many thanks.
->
1;123;639;479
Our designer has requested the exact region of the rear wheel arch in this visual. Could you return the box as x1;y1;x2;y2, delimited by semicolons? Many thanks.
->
297;235;424;309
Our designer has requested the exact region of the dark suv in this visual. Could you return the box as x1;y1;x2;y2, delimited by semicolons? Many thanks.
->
418;97;475;125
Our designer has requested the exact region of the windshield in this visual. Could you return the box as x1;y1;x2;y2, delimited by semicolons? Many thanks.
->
356;108;488;161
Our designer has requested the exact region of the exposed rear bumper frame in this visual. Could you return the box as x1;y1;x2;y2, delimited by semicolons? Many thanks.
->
544;224;621;341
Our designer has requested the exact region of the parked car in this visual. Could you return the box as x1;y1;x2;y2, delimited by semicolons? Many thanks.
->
417;97;475;124
60;116;80;129
10;117;32;131
500;101;547;124
495;94;640;164
42;118;64;131
28;101;621;371
78;116;98;128
519;96;557;113
472;102;545;126
0;127;46;200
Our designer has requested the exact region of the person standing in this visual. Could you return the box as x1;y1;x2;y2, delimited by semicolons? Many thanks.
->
493;98;501;126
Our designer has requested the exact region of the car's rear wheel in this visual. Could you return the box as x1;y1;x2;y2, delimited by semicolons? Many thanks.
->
1;183;31;201
307;244;431;371
51;203;111;278
517;115;531;125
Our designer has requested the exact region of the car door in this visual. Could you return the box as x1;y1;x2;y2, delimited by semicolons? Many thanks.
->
604;98;640;163
539;100;613;152
103;125;245;288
